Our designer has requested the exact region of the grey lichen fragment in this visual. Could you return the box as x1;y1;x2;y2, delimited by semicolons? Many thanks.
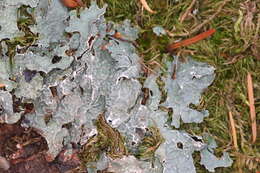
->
113;19;139;41
159;130;205;173
106;79;141;128
162;57;215;128
107;156;144;173
200;150;232;172
200;135;233;172
0;59;17;91
26;113;69;160
153;26;166;36
0;0;39;40
34;0;68;46
14;45;73;73
15;73;43;99
143;73;161;110
5;0;39;7
107;155;162;173
118;103;151;150
65;2;107;56
107;40;141;79
0;91;22;124
0;1;22;40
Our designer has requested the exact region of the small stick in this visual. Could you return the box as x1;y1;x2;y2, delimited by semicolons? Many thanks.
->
139;0;157;14
247;72;257;143
179;0;196;23
228;111;238;150
110;31;138;48
167;29;216;53
171;64;177;80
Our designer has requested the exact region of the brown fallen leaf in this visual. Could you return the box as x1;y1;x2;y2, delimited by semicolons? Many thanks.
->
247;72;257;143
139;0;156;14
60;0;84;8
228;111;238;150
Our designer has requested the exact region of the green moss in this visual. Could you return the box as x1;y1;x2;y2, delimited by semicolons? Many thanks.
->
135;126;164;160
79;113;128;166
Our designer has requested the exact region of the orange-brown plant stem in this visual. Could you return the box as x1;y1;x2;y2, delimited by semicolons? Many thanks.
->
247;72;257;143
167;29;216;53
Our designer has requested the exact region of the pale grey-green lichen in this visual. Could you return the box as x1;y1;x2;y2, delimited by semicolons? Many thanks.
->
33;0;68;47
107;156;163;173
0;1;22;40
15;73;43;99
143;72;161;111
65;2;107;57
200;135;233;172
14;45;73;74
162;57;215;128
0;0;39;40
0;58;17;91
0;91;22;124
153;26;167;36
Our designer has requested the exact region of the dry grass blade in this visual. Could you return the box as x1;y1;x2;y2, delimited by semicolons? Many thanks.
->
228;110;238;150
179;0;196;23
175;0;230;37
139;0;157;14
247;72;257;143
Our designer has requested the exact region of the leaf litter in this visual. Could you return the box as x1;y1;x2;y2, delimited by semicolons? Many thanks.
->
0;0;233;172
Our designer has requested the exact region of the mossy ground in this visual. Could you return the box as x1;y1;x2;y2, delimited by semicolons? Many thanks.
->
95;0;259;172
5;0;259;172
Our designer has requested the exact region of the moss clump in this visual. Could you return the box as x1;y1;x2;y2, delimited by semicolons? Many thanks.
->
79;113;128;166
135;126;164;160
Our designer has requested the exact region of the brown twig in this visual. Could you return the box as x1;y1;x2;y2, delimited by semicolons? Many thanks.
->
247;72;257;143
228;110;238;150
139;0;157;14
171;64;177;80
175;0;230;37
179;0;197;23
110;31;138;48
